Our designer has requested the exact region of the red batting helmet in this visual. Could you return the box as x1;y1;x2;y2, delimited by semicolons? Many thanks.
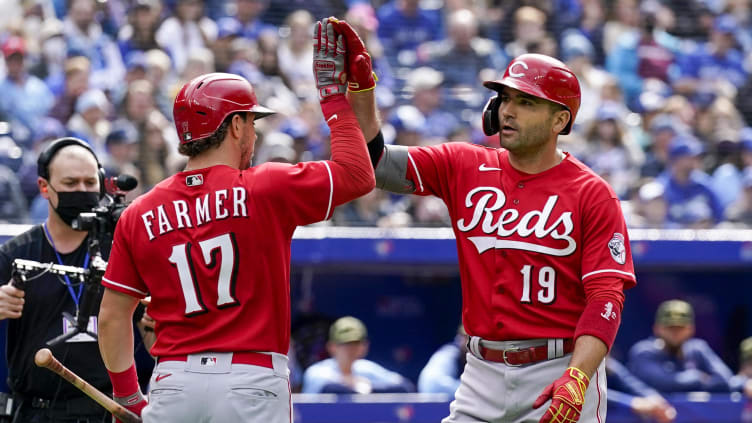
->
483;53;581;135
173;73;275;144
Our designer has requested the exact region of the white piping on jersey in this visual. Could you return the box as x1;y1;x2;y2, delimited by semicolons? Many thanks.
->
102;277;149;296
406;152;424;193
581;269;636;280
322;161;334;220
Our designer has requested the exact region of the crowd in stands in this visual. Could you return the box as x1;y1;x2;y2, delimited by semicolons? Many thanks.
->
1;0;752;229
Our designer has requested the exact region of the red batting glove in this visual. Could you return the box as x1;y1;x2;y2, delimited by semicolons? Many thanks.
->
109;363;148;423
532;367;590;423
331;18;377;92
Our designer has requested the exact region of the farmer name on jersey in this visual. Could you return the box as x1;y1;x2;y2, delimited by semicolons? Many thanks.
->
456;187;576;256
140;187;249;240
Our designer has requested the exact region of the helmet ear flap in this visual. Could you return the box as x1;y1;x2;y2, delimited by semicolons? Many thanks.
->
482;96;501;136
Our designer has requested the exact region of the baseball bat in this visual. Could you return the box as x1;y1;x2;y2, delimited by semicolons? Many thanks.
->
34;348;142;423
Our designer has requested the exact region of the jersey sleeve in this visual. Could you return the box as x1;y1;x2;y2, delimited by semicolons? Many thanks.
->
580;196;636;289
102;207;149;298
256;161;339;226
404;142;466;199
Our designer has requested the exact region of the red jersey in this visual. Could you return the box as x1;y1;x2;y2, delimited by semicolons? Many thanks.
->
103;105;373;357
405;143;636;341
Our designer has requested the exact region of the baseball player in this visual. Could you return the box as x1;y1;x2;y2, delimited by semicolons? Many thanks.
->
334;20;635;423
96;18;375;423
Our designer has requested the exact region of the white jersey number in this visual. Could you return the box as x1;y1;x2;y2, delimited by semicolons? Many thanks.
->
168;233;240;316
520;265;556;304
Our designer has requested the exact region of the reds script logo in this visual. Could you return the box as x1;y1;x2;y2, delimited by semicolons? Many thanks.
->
608;233;626;264
456;187;576;256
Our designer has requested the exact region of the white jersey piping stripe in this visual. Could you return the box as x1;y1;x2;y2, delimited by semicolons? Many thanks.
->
406;152;424;193
102;277;149;296
581;269;636;280
322;161;334;220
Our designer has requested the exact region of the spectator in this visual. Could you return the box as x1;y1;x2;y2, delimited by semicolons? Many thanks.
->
212;18;242;72
63;0;126;92
218;0;275;41
331;189;397;227
417;324;468;396
581;102;642;198
66;89;112;156
103;126;140;183
405;67;458;141
302;316;414;394
155;0;218;74
628;299;743;393
504;6;550;59
117;0;162;59
422;9;506;91
711;131;749;210
641;114;681;177
725;167;752;227
657;135;725;227
0;164;27;224
29;18;67;95
48;56;91;126
576;0;607;65
560;29;613;129
277;10;315;99
376;0;442;67
388;105;426;147
0;36;55;143
606;6;679;108
606;356;677;422
625;178;673;228
673;14;748;96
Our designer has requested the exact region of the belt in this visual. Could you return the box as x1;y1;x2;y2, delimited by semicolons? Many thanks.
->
478;339;574;366
158;351;273;369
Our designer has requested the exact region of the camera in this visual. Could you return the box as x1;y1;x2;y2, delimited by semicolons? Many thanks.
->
71;174;137;236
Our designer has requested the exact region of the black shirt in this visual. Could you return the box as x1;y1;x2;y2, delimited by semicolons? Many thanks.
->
0;225;111;401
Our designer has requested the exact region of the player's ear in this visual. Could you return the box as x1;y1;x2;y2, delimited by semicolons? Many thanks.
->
38;177;50;199
551;109;570;135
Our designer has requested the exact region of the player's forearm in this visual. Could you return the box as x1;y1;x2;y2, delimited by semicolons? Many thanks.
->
98;289;138;372
568;335;608;379
347;89;380;142
327;97;376;202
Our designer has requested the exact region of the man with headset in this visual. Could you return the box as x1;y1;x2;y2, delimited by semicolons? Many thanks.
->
0;137;146;422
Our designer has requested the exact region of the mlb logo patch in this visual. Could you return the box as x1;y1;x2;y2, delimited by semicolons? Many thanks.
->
186;174;204;187
200;356;217;366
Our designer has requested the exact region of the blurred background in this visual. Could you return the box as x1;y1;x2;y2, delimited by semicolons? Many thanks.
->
0;0;752;421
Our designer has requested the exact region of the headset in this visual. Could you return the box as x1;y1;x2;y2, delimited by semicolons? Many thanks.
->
37;137;105;198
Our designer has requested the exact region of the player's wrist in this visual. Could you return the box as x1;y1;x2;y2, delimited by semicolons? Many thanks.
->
108;363;140;397
319;95;350;121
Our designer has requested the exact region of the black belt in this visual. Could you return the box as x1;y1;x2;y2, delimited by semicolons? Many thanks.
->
14;393;106;416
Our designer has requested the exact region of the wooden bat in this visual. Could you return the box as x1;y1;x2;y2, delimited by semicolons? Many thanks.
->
34;348;142;423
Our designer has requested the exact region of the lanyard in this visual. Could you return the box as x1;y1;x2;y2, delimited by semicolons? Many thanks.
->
43;223;89;309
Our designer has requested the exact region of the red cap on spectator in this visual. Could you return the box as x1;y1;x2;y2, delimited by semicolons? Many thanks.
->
2;36;26;58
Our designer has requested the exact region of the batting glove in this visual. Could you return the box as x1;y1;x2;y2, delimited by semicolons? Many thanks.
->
112;390;147;423
533;366;590;423
332;19;377;92
313;18;347;101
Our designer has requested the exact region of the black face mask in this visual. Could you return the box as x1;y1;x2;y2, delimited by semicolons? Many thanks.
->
50;188;100;227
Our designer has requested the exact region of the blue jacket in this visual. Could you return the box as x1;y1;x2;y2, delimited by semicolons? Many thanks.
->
417;342;464;395
627;337;741;393
302;358;414;394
